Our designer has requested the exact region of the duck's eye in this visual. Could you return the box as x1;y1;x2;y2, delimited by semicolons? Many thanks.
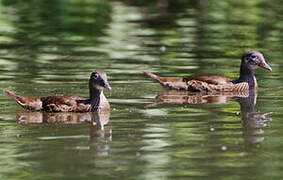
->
92;73;99;79
251;55;257;59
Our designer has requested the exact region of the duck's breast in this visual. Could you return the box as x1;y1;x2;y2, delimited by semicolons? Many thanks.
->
98;92;110;112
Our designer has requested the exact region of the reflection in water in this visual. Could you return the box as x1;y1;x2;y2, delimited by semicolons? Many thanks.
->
18;111;112;156
18;112;92;124
147;90;249;106
148;90;272;143
236;91;272;144
89;113;112;157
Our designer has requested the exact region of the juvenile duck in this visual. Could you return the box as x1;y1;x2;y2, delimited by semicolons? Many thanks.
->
4;70;111;112
144;51;272;92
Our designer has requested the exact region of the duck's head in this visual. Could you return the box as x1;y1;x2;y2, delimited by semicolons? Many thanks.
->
242;50;272;71
89;70;111;91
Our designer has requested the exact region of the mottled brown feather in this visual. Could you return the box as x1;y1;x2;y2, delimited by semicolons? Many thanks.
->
40;95;91;112
186;80;249;92
187;75;232;85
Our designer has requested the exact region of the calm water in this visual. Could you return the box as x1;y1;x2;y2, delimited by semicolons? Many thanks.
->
0;0;283;179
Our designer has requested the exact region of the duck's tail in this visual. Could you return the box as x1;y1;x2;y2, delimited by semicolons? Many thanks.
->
143;72;167;85
4;90;42;111
143;72;187;90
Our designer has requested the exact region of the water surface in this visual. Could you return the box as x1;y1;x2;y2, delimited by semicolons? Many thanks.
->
0;0;283;179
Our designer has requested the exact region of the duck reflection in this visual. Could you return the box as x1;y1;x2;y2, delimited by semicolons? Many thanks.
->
148;90;272;143
147;90;249;106
18;111;112;155
89;113;112;157
235;91;272;144
18;112;94;124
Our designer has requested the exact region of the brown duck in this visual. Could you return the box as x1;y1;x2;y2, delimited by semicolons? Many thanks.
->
144;51;272;92
4;70;111;112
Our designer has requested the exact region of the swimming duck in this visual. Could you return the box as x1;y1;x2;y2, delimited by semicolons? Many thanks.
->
144;51;272;92
4;70;111;112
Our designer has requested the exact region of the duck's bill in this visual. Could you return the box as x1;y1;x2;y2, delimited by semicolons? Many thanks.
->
259;61;272;71
104;83;112;90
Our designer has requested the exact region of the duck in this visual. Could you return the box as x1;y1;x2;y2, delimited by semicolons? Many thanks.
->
4;70;111;112
144;50;272;92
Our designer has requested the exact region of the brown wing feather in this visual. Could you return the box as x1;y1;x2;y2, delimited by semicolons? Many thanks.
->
187;80;249;92
41;95;91;112
187;76;232;85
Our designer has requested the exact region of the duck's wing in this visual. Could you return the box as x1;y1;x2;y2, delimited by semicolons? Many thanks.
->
41;95;91;112
4;90;43;111
186;80;249;92
188;75;232;85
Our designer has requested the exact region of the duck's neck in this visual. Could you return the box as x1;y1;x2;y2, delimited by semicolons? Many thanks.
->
89;87;102;111
234;63;257;88
89;87;102;99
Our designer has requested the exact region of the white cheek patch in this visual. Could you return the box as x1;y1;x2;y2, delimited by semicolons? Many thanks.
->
94;85;104;90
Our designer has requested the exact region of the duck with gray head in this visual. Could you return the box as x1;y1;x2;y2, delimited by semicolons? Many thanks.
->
144;50;272;92
4;70;111;112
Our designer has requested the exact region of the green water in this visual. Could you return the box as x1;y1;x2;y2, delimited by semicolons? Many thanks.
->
0;0;283;179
